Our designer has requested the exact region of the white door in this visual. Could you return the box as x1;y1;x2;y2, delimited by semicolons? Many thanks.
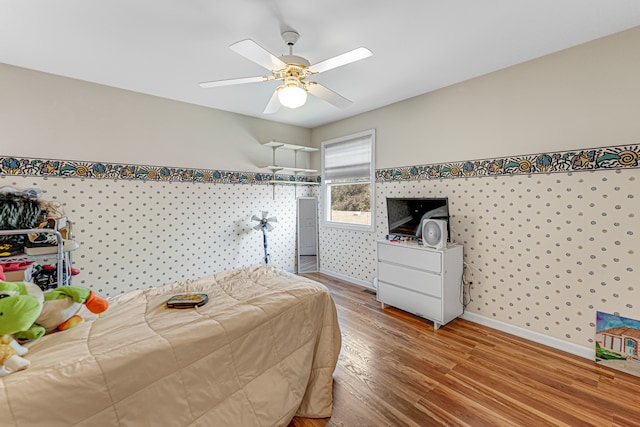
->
298;198;317;255
297;197;318;272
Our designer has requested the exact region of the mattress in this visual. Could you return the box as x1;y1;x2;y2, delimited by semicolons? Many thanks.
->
0;265;341;426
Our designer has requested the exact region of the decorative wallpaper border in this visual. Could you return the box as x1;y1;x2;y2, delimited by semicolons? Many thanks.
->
3;143;639;184
376;144;640;182
0;156;320;185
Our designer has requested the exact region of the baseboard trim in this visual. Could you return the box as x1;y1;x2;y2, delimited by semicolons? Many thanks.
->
460;311;594;360
318;268;374;289
316;271;593;360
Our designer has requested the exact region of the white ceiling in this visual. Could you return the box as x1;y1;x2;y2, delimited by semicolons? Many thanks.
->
2;0;640;129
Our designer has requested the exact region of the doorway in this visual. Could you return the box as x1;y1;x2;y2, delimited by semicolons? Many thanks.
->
297;197;318;273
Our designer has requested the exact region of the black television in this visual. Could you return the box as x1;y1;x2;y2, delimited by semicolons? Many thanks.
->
386;197;450;240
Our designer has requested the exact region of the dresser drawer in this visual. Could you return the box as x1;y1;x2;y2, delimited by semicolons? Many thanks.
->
378;243;441;273
378;283;442;322
378;262;442;297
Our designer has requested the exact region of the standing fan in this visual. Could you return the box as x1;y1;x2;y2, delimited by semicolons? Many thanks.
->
252;211;278;263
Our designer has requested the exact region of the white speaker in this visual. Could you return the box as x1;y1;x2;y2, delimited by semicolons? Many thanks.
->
421;219;447;250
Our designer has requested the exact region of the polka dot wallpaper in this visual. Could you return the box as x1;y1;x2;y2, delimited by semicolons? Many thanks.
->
3;145;639;350
319;168;640;349
0;174;311;297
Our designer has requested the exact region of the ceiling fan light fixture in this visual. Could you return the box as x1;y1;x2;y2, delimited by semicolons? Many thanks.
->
200;32;372;112
277;83;307;109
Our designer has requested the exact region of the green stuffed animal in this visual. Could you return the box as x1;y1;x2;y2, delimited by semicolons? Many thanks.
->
0;281;46;340
0;282;109;376
33;286;109;335
0;281;109;342
0;281;45;376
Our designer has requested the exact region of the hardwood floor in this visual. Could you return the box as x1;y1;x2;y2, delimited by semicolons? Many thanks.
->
290;273;640;427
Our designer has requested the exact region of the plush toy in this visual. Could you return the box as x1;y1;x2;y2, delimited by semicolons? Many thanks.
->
0;335;30;376
0;281;45;337
0;282;108;375
21;286;109;339
0;281;45;376
0;281;109;342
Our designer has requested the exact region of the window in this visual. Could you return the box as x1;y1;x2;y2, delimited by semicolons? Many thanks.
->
321;129;375;231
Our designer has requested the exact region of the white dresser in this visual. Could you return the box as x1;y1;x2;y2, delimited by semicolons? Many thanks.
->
376;240;463;330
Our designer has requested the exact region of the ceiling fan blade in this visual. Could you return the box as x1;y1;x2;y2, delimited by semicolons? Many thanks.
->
251;215;261;222
267;216;278;223
253;224;263;231
266;223;274;232
263;90;281;114
199;76;269;88
307;83;352;109
261;211;269;219
230;39;287;71
308;47;372;74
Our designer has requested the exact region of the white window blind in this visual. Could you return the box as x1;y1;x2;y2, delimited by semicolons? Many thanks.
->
321;129;375;231
323;135;372;181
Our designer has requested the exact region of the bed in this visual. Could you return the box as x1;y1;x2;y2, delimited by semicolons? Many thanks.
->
0;265;342;427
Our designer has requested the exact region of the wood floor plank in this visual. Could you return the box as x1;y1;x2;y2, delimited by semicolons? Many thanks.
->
289;273;640;426
446;361;608;426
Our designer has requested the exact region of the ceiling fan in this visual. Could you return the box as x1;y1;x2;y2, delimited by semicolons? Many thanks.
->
199;31;372;114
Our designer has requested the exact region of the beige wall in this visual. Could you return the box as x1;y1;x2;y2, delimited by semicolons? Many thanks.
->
0;63;312;172
5;26;638;174
0;62;314;294
311;26;640;168
312;26;640;355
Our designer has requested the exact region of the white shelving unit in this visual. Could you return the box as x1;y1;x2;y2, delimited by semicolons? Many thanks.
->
0;228;70;286
261;141;319;186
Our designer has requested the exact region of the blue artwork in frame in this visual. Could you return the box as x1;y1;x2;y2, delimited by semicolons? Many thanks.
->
595;311;640;377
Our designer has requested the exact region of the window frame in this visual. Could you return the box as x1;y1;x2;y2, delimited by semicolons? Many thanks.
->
321;129;376;232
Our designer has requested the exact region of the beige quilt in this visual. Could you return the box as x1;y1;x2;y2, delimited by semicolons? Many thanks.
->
0;265;341;426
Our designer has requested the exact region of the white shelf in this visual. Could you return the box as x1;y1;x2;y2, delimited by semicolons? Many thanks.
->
260;140;319;196
262;141;318;152
261;165;318;174
267;180;320;186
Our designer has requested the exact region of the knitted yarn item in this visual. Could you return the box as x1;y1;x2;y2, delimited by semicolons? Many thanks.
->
0;193;42;229
0;193;42;246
